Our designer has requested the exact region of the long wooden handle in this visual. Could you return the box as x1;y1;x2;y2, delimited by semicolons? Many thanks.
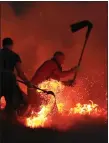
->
70;27;93;85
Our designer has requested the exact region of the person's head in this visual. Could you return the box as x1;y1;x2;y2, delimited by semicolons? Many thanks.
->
53;51;65;65
2;38;13;49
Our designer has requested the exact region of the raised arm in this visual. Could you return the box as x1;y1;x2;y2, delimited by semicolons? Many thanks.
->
53;66;78;78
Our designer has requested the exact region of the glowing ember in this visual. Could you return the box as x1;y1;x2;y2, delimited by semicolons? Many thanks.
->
0;96;6;109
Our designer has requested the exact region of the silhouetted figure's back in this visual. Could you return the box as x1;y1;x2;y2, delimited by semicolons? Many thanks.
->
0;38;32;120
0;44;23;119
0;48;21;72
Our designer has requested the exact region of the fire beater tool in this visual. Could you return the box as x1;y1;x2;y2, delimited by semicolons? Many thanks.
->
65;20;93;86
17;79;55;97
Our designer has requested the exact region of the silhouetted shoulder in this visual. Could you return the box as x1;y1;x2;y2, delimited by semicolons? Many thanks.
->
0;48;22;71
10;50;22;63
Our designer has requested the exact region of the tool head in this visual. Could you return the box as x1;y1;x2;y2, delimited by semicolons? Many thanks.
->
70;20;93;33
46;91;55;97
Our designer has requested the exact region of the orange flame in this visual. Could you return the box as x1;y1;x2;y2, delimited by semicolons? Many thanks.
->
37;79;64;94
69;101;98;115
22;79;106;128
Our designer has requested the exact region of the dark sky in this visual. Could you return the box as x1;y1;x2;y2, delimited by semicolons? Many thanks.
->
1;2;108;106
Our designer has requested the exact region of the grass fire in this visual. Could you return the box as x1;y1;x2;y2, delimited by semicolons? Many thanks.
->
10;79;106;130
0;79;107;130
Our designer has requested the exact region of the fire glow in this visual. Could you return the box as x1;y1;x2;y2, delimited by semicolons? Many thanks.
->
20;79;107;129
0;79;107;130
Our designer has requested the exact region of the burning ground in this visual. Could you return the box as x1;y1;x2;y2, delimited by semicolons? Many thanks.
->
16;79;107;130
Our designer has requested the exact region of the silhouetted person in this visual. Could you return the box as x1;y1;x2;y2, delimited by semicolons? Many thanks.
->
0;38;32;121
31;51;78;85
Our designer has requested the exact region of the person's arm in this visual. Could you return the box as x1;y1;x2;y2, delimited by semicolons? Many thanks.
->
54;65;78;78
15;62;33;88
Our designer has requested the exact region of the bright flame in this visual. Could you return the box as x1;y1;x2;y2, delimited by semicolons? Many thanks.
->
24;91;56;128
37;79;64;95
69;100;98;115
57;103;65;113
26;106;48;128
21;79;107;129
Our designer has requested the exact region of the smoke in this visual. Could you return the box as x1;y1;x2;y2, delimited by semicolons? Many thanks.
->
1;2;107;106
